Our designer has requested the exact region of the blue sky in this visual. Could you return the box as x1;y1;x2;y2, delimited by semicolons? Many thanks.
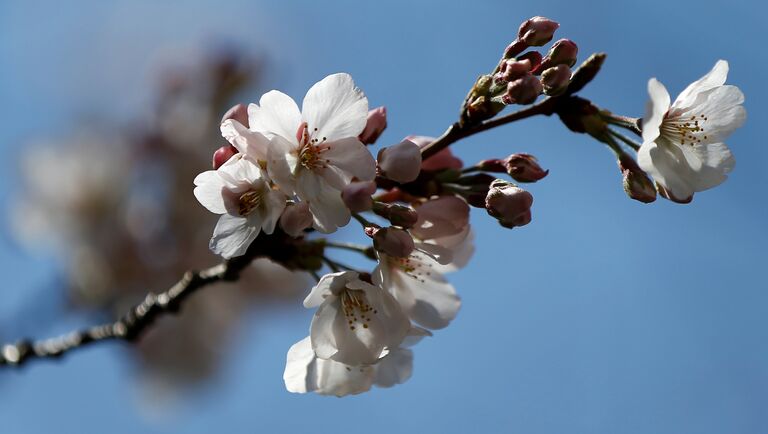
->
0;1;766;433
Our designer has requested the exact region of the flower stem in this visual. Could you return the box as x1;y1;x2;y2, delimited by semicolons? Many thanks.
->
607;128;641;151
603;113;642;137
351;212;374;228
420;98;557;160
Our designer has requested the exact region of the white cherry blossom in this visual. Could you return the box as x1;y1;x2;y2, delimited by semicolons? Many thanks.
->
304;271;410;366
638;60;746;202
244;73;376;232
374;244;459;330
284;327;430;396
193;155;286;258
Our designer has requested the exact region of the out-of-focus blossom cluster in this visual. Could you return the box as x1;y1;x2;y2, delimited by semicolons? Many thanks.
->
11;51;311;394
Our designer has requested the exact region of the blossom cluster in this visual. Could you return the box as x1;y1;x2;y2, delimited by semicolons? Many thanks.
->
192;16;746;396
194;72;482;395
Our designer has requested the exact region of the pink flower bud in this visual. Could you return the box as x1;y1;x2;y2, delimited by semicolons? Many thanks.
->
212;144;238;169
542;39;578;69
502;75;543;105
518;16;560;46
541;64;572;96
279;202;313;237
411;196;470;240
221;103;249;127
372;227;415;258
517;51;543;71
485;180;533;229
504;154;549;183
342;181;377;212
495;59;531;84
378;140;422;183
503;40;528;59
359;106;388;145
618;157;657;203
373;202;419;228
408;135;464;171
476;159;507;173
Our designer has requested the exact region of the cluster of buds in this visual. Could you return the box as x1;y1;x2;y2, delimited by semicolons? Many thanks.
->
461;16;579;125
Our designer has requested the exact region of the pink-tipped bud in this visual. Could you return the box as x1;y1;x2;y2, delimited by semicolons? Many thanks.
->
517;52;543;71
408;135;464;171
372;202;419;228
359;106;388;145
279;202;313;237
342;181;377;212
518;16;560;46
476;159;507;173
504;154;549;183
378;140;422;184
502;75;543;105
541;64;572;96
619;157;657;203
503;40;529;59
212;144;238;169
221;103;249;127
495;59;532;84
542;39;578;68
372;227;415;258
485;179;533;229
411;196;470;240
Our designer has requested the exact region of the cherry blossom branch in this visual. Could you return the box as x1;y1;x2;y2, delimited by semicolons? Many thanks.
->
421;53;606;160
0;232;307;367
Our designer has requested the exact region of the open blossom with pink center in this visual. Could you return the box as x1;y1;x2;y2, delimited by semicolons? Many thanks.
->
638;60;746;203
373;237;464;330
237;73;377;232
283;326;430;396
303;271;410;366
193;155;286;258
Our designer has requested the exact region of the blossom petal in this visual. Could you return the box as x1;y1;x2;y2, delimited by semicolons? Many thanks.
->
374;348;413;388
266;135;298;195
685;142;735;191
361;284;411;350
248;90;302;144
259;188;287;234
310;296;385;365
315;356;374;396
193;170;228;214
304;271;353;308
220;120;270;161
430;227;475;273
283;337;318;394
391;268;461;330
209;213;260;259
642;78;671;144
308;180;351;233
318;137;376;190
674;60;728;111
637;140;694;202
682;85;746;143
302;73;369;141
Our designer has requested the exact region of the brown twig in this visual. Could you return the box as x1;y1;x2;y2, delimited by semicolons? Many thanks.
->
0;232;310;367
